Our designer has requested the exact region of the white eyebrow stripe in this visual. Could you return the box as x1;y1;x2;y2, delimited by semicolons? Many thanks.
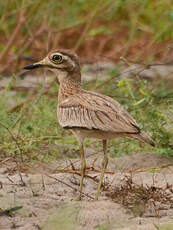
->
54;53;68;60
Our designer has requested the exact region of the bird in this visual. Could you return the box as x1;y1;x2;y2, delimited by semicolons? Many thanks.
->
23;49;155;201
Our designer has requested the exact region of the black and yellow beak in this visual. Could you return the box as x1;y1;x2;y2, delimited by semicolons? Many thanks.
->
23;60;44;70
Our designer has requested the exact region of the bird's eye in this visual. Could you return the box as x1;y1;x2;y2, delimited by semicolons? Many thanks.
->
52;55;63;63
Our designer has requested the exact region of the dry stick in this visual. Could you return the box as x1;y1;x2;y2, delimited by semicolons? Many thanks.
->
7;80;56;113
0;12;25;62
0;0;9;27
58;150;99;172
0;121;26;186
6;176;14;184
0;21;46;73
45;173;94;200
74;0;104;51
56;169;99;183
18;24;46;57
0;85;38;92
7;94;38;113
55;163;173;176
119;57;173;96
18;172;26;186
85;56;173;98
126;164;173;174
0;206;23;217
0;157;11;164
120;56;173;69
0;121;23;161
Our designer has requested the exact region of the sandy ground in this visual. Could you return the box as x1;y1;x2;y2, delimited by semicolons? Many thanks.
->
0;152;173;230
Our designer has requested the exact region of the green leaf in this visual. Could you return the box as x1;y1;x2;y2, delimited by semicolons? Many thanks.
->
133;98;146;106
88;27;112;36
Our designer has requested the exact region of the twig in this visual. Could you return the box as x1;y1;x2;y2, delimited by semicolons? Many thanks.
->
120;57;173;75
45;173;94;200
0;157;11;164
74;0;104;51
0;206;23;217
19;172;26;186
0;11;25;62
41;175;45;191
56;169;99;182
69;160;76;171
0;121;23;161
7;80;55;113
6;176;15;184
17;22;46;57
126;164;173;174
56;163;173;177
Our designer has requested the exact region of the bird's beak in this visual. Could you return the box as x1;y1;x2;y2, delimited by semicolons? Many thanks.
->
23;60;45;70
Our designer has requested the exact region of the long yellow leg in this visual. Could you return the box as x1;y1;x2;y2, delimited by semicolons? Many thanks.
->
77;142;86;201
95;140;108;200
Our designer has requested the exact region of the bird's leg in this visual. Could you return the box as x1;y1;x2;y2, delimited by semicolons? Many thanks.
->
95;140;108;201
77;141;86;201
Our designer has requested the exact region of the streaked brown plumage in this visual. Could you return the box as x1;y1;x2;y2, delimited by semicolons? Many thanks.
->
23;49;155;200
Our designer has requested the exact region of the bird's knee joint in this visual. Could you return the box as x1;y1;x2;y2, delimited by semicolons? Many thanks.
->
102;156;108;168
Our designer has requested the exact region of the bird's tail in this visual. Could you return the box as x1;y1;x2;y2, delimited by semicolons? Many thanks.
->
129;131;155;147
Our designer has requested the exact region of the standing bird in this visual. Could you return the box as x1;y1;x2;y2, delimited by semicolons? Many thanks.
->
23;49;155;200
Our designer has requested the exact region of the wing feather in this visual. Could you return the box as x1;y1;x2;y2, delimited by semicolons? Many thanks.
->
58;90;140;133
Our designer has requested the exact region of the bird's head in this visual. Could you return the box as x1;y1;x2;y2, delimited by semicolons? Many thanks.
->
23;49;81;81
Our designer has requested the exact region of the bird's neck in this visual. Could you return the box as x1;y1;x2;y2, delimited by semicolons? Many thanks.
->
58;72;82;103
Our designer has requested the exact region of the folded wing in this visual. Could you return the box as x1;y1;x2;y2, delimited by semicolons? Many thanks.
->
58;90;140;134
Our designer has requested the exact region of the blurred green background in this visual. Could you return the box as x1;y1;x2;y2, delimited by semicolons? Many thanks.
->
0;0;173;73
0;0;173;161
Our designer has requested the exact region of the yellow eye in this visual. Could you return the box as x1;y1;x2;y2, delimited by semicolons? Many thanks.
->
52;55;63;63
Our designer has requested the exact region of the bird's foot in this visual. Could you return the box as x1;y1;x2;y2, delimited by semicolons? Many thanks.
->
76;194;82;201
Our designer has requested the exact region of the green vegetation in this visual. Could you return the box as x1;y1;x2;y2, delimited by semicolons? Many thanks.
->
154;222;173;230
96;225;109;230
0;70;172;163
96;225;108;230
42;204;79;230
